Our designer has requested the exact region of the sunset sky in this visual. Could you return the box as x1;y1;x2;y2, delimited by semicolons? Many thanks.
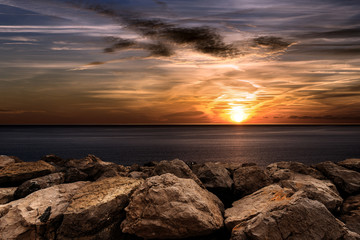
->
0;0;359;124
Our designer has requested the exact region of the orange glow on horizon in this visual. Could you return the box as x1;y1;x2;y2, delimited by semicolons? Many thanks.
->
229;106;249;123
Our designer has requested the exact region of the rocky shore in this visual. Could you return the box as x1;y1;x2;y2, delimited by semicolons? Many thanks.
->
0;154;359;240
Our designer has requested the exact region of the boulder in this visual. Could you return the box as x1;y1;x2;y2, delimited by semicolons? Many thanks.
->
225;184;358;240
0;182;87;240
316;161;360;195
192;162;234;206
0;160;56;187
121;173;224;239
57;177;143;239
340;194;360;235
266;161;325;181
0;187;16;204
152;159;204;187
280;173;343;212
64;167;88;183
0;155;17;168
233;165;271;197
338;158;360;172
14;172;65;199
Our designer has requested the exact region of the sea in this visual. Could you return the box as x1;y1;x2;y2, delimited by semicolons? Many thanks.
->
0;125;359;167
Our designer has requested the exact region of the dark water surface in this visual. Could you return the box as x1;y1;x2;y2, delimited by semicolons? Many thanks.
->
0;125;359;166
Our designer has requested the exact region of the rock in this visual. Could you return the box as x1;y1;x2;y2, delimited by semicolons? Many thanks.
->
152;159;204;187
14;172;65;199
64;167;88;183
192;162;234;206
316;161;360;195
266;161;325;181
57;177;143;239
0;160;56;187
0;182;87;240
340;194;360;235
128;171;146;179
121;173;224;239
338;158;360;172
143;161;158;167
225;184;358;240
0;155;17;168
0;187;16;204
280;173;343;212
233;165;271;197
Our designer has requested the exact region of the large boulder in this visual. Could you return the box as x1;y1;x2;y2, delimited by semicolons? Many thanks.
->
0;155;18;168
152;159;204;187
266;161;325;182
192;162;234;206
233;165;271;197
57;177;143;239
280;173;343;212
0;161;56;187
338;159;360;172
316;161;360;195
0;182;87;240
340;194;360;235
121;173;224;239
14;172;65;199
0;187;16;204
225;184;358;240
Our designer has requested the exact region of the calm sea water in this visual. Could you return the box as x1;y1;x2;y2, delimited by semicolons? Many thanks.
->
0;125;359;167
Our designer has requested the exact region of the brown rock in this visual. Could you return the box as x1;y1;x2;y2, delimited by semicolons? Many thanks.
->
338;158;360;172
0;187;16;204
14;172;65;199
0;182;87;240
64;167;88;183
152;159;204;187
340;194;360;235
316;161;360;195
280;173;343;212
266;161;325;181
0;155;17;168
233;165;271;197
121;173;224;239
57;177;143;239
0;160;56;187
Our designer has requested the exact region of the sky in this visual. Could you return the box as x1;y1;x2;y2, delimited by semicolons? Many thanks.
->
0;0;359;124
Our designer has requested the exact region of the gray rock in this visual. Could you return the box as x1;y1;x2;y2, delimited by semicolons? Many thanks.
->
233;165;271;197
280;173;343;212
152;159;204;187
266;161;325;181
340;194;360;235
316;161;360;195
121;173;224;239
57;177;143;239
338;158;360;172
14;172;65;199
0;160;56;187
0;182;87;240
0;187;16;204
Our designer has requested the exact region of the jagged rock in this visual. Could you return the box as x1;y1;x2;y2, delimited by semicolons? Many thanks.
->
233;165;271;197
0;155;17;168
57;177;143;239
280;173;343;212
192;162;234;206
0;182;87;240
0;187;16;204
338;159;360;172
340;194;360;235
152;159;204;187
225;184;358;240
128;171;146;179
14;172;65;199
316;161;360;195
0;160;56;187
266;161;325;181
121;173;224;239
64;167;88;183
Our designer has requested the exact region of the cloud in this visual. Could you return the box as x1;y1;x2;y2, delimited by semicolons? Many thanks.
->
253;36;292;51
300;28;360;39
103;37;136;53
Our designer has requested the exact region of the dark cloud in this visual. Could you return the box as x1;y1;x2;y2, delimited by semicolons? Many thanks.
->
146;42;173;57
164;111;204;118
103;37;136;53
253;36;292;51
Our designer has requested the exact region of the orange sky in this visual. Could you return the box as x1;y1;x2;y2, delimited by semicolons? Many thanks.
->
0;0;359;124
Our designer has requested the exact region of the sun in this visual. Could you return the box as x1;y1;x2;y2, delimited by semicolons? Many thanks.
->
230;106;248;123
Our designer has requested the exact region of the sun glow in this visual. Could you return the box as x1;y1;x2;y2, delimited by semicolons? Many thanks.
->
230;106;248;123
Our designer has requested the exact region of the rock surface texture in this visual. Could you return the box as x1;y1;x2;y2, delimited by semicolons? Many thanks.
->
316;161;360;195
57;176;143;239
121;173;224;239
340;194;360;235
0;187;16;204
338;158;360;172
266;161;325;181
0;155;17;168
